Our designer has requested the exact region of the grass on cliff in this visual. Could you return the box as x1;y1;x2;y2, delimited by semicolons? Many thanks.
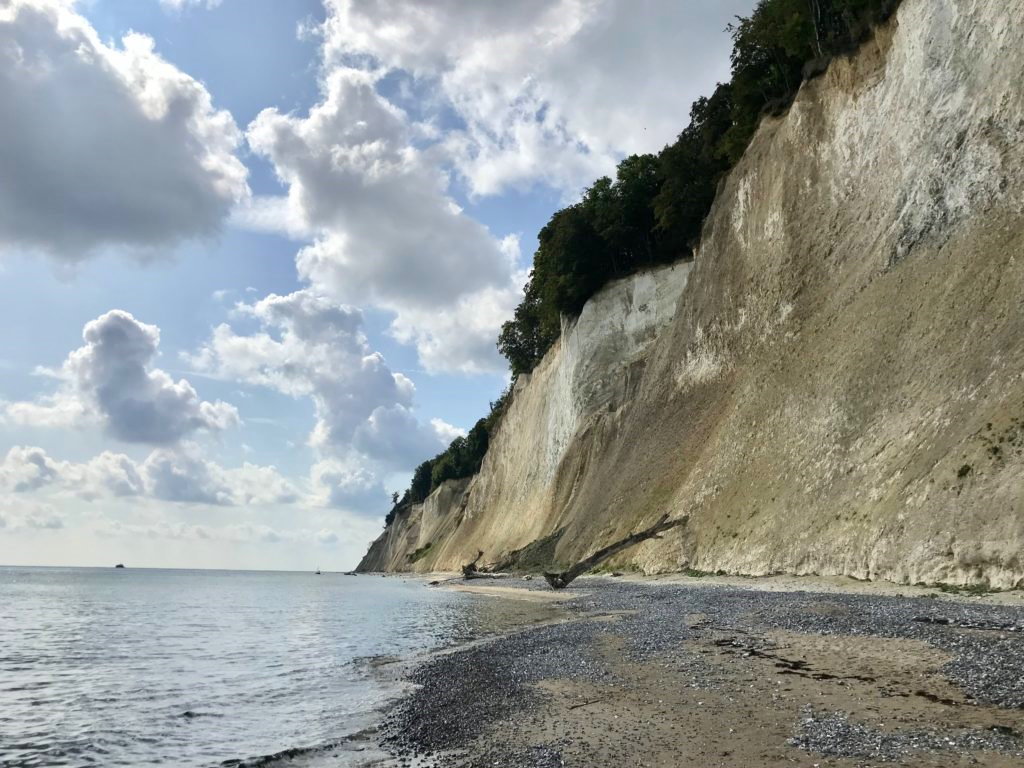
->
407;543;432;565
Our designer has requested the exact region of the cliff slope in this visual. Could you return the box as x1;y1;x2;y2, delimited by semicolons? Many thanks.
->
360;0;1024;589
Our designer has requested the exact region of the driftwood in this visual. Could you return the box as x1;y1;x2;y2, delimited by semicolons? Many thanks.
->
459;550;511;580
543;514;688;589
461;550;485;579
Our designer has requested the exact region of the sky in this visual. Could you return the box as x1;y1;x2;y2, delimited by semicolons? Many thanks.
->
0;0;753;570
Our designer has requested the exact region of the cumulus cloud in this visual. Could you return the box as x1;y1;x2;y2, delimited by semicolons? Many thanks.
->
188;289;451;461
141;448;235;505
246;68;521;373
137;448;298;507
0;444;298;507
0;447;146;500
320;0;750;197
0;445;62;492
249;68;510;309
228;195;310;240
5;310;239;444
79;451;146;498
310;458;389;513
225;461;302;506
0;0;247;259
386;266;525;374
351;405;455;469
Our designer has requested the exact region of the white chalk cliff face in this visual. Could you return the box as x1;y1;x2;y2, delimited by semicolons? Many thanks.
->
360;0;1024;589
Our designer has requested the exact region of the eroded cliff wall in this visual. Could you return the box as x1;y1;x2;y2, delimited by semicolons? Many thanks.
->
359;0;1024;589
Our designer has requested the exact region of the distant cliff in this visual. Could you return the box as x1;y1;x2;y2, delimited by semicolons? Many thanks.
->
359;0;1024;590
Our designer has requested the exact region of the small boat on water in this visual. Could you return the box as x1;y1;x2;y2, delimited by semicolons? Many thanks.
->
315;567;321;575
114;564;125;569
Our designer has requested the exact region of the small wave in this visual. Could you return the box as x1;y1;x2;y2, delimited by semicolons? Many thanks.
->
350;654;403;670
219;727;379;767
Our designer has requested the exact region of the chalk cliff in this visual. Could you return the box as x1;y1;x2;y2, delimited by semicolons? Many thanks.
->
359;0;1024;589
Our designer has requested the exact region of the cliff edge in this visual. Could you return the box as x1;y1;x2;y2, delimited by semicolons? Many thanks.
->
360;0;1024;589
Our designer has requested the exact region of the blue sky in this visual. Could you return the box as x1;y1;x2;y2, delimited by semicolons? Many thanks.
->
0;0;751;569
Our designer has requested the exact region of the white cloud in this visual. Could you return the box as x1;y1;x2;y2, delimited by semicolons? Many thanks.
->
0;0;247;259
431;418;466;444
387;254;525;374
189;289;451;462
3;393;87;429
224;461;301;506
0;447;146;500
4;310;239;444
80;451;147;498
245;68;522;373
248;69;510;309
188;290;470;515
136;447;298;507
141;448;235;505
310;458;388;513
0;445;62;492
0;444;298;508
228;195;310;240
320;0;750;197
351;405;454;469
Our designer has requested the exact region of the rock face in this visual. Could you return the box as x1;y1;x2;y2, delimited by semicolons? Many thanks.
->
359;0;1024;589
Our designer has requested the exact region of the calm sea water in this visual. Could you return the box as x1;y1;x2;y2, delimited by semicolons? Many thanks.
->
0;567;487;767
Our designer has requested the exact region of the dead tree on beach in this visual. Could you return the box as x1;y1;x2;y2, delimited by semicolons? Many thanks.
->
543;514;688;589
461;550;485;578
460;550;510;580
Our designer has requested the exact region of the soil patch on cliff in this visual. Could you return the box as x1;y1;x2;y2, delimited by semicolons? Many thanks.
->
375;579;1024;767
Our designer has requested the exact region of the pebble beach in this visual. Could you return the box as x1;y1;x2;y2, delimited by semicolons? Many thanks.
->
367;576;1024;767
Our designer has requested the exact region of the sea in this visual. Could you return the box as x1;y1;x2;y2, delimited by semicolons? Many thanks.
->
0;566;519;767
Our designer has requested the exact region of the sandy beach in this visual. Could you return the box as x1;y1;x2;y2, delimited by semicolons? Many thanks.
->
360;574;1024;767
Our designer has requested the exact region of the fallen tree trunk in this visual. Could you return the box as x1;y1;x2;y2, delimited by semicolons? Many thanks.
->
543;514;688;589
463;572;510;580
461;550;485;579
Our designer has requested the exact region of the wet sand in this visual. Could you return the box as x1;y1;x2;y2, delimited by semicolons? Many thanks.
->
370;575;1024;767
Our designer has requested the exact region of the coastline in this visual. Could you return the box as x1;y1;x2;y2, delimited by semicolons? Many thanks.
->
358;573;1024;767
261;574;574;768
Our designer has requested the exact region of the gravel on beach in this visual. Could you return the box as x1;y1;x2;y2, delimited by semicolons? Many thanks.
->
376;579;1024;768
